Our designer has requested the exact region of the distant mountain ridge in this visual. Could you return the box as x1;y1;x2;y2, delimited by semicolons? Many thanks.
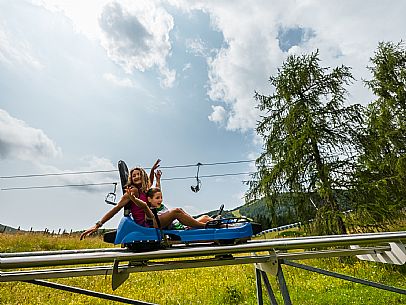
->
201;200;275;230
203;190;353;230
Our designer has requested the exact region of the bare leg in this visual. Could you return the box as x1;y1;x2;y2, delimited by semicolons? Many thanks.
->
158;208;206;228
196;215;213;224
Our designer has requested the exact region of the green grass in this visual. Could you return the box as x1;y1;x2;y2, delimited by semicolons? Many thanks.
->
1;233;405;304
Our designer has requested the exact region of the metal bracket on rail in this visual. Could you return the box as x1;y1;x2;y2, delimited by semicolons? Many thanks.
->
112;259;129;291
350;242;406;265
253;252;292;305
254;251;278;276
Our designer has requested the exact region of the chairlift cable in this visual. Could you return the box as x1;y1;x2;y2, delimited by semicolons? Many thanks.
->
1;182;115;191
1;172;255;191
0;170;118;179
0;160;256;179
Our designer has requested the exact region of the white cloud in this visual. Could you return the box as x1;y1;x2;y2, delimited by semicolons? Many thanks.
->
0;23;43;69
30;0;108;40
158;65;176;88
171;1;282;131
98;1;176;87
169;0;406;130
208;105;226;123
28;1;406;130
35;0;176;88
0;108;117;193
0;109;61;162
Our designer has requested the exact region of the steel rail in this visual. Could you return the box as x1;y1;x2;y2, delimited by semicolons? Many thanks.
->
0;243;212;258
248;230;397;243
0;246;391;282
0;247;126;258
1;231;405;269
0;231;392;258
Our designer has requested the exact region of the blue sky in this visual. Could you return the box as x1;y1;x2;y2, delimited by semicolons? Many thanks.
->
1;0;405;231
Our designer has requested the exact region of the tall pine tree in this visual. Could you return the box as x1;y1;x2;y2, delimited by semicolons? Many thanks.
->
354;41;406;227
248;51;363;235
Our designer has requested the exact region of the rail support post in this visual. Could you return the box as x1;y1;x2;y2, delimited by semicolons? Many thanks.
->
260;270;279;305
276;260;292;305
255;268;264;305
112;259;129;291
254;253;280;305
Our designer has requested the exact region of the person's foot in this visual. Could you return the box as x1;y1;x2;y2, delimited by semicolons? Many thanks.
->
205;219;222;228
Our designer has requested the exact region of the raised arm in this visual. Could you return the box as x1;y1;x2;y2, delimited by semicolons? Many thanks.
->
149;159;161;187
155;169;162;189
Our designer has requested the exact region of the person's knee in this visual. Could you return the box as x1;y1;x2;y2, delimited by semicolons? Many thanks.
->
167;208;182;217
172;207;185;215
202;215;212;222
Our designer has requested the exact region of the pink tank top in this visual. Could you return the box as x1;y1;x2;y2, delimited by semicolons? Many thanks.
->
130;189;149;227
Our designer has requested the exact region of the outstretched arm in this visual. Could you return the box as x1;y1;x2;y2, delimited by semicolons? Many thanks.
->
80;194;130;240
149;159;161;187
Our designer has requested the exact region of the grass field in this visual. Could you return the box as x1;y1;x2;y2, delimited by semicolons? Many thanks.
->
1;232;405;305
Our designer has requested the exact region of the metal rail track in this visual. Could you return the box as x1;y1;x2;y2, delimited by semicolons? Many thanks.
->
1;231;405;269
1;231;405;304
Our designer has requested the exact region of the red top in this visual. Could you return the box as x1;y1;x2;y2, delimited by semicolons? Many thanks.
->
130;189;150;227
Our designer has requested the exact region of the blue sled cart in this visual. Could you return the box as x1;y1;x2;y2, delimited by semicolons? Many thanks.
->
103;160;262;251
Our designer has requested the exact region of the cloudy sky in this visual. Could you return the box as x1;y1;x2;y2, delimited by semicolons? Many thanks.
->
1;0;405;232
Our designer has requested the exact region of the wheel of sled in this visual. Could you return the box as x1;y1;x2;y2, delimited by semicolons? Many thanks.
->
215;239;237;246
125;241;163;251
215;237;249;246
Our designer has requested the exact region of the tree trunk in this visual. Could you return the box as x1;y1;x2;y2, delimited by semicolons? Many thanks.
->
311;138;347;235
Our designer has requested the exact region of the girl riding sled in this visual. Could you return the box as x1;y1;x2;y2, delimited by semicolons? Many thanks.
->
80;160;213;239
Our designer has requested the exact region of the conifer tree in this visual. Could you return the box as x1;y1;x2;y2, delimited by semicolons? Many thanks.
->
354;41;406;226
248;51;363;235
